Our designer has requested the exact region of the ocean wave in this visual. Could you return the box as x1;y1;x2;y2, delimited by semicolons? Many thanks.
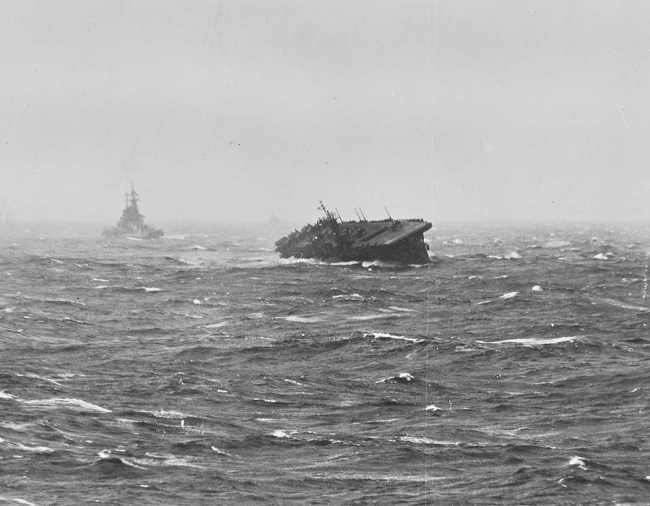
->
0;497;41;506
332;293;370;301
278;315;325;323
361;260;410;269
587;297;650;313
376;372;416;384
476;336;581;345
19;397;111;413
400;436;460;446
135;287;162;293
4;441;55;453
140;409;190;419
363;332;424;343
3;223;650;504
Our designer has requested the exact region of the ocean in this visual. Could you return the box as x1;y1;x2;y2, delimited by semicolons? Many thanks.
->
1;221;649;505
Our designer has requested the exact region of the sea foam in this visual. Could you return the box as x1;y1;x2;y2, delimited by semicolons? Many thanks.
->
477;336;580;345
20;397;111;413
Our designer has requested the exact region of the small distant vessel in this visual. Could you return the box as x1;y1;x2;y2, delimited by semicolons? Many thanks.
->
102;187;163;239
275;202;432;264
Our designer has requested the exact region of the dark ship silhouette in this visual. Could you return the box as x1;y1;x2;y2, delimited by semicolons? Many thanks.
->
275;203;432;264
102;187;163;239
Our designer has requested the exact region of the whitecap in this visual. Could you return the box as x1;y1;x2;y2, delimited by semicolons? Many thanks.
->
138;452;204;469
531;285;543;292
45;298;86;306
364;332;423;343
16;373;62;386
425;405;444;411
388;306;416;312
0;391;17;400
98;450;148;469
0;498;40;506
1;421;32;431
333;293;366;301
377;308;407;315
11;443;54;453
593;253;610;260
569;455;588;470
589;297;650;313
20;398;111;413
145;409;188;419
204;321;229;328
279;315;323;323
271;430;293;438
211;446;233;456
500;292;519;300
367;418;401;424
279;257;317;265
400;436;459;445
477;336;580;345
137;287;162;293
376;372;415;384
361;260;402;268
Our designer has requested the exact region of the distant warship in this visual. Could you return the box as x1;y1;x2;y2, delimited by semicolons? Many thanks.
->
102;187;163;239
275;203;432;264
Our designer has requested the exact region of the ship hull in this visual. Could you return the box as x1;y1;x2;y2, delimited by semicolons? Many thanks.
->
275;218;432;264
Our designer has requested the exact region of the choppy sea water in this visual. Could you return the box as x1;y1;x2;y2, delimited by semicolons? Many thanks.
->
1;221;650;506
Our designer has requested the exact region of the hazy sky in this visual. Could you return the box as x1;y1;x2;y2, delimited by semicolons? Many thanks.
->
2;0;650;224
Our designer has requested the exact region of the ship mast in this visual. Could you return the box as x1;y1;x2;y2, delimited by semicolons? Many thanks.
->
318;201;336;222
129;184;139;208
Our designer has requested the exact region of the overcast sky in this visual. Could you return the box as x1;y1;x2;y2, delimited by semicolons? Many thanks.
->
1;0;649;224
